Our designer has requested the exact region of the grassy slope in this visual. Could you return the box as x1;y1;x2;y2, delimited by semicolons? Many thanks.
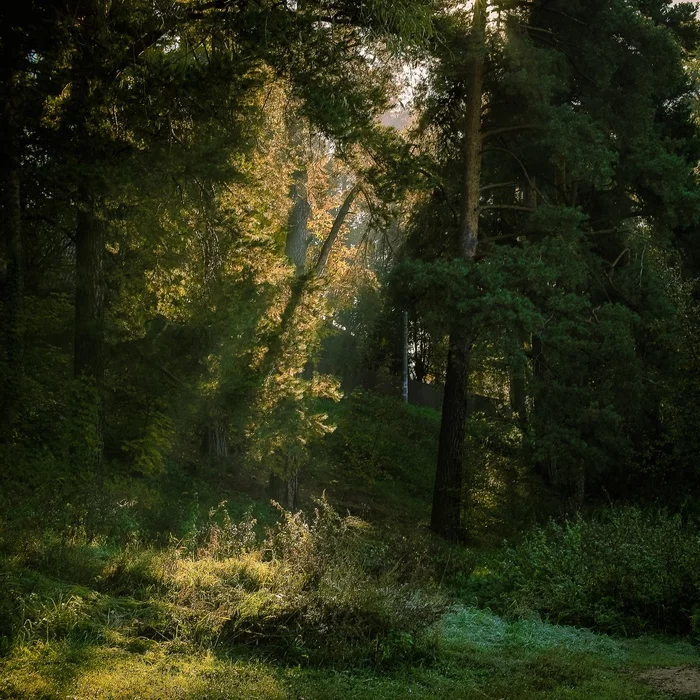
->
2;393;699;698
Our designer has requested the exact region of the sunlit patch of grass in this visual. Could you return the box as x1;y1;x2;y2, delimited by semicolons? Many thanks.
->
0;641;287;700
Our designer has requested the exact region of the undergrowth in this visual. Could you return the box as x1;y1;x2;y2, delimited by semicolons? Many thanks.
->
471;506;700;637
0;498;450;668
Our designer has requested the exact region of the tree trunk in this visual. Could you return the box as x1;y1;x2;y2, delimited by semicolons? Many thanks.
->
264;181;358;506
207;418;228;470
531;333;551;485
402;311;409;403
1;137;23;387
70;2;108;478
431;327;471;540
268;466;299;510
510;341;528;432
0;5;25;418
262;184;359;378
74;196;105;384
284;170;311;274
73;189;105;480
431;1;485;541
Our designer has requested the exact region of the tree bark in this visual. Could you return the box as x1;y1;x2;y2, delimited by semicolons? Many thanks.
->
284;170;311;274
1;139;23;381
262;184;360;377
74;193;105;385
510;361;528;432
532;332;558;492
264;182;358;508
431;327;472;539
207;418;229;470
0;132;24;434
431;1;485;541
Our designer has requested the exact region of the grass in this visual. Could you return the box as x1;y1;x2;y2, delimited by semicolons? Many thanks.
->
2;605;699;699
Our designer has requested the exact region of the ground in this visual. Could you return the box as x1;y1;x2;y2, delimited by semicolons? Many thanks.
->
2;607;699;699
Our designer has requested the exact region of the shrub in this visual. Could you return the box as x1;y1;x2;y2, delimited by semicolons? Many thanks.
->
226;498;448;666
475;506;700;636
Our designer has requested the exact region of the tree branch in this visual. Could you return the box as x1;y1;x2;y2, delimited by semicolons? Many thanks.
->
312;184;361;276
479;204;535;213
480;181;517;192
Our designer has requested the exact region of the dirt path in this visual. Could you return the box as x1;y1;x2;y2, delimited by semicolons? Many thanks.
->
639;667;700;695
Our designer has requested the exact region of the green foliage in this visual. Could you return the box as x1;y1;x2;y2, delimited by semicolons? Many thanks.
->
120;412;174;477
317;392;439;520
474;507;700;636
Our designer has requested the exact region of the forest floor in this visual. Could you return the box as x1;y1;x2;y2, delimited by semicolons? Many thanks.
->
1;603;700;699
2;396;699;698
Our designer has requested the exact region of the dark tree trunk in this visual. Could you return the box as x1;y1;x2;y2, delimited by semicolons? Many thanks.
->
74;196;105;384
73;190;105;480
1;146;23;376
431;1;485;540
0;128;24;432
431;328;472;540
510;353;528;432
268;467;299;511
207;418;228;470
532;333;552;486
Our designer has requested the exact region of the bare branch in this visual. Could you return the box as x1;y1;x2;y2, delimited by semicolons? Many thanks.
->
480;181;517;193
479;204;535;213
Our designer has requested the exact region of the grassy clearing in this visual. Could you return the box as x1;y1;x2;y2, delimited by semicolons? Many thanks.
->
2;606;699;699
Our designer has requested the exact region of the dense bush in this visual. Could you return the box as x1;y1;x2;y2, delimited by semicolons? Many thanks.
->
474;507;700;636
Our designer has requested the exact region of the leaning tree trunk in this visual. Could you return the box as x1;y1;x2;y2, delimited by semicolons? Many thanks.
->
262;184;359;509
262;184;360;377
265;172;310;505
431;1;485;541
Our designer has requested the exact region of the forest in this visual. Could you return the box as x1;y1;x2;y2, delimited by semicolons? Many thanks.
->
3;0;700;697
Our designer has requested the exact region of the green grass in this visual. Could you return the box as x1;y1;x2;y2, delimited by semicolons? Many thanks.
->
2;605;698;699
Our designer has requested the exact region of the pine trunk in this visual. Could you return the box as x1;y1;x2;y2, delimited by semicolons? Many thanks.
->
207;419;228;469
431;328;471;540
0;123;24;434
73;189;105;480
431;1;485;540
532;333;552;486
2;139;23;382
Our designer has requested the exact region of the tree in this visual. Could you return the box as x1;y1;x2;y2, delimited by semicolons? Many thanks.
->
400;0;700;538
